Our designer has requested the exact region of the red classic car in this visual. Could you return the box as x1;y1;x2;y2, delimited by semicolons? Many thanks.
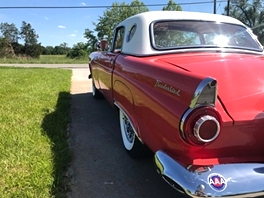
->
88;11;264;197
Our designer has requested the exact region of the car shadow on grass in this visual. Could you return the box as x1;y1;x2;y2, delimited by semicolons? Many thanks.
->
41;91;72;197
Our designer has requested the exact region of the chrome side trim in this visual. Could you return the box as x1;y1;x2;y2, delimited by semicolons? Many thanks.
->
154;150;264;198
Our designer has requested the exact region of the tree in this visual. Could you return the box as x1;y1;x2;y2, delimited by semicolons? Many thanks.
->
23;44;42;58
53;45;69;55
129;0;149;15
162;0;182;11
42;46;54;55
12;42;24;56
20;21;38;45
81;0;149;57
59;42;70;54
66;42;88;59
0;22;19;57
0;38;11;58
0;21;42;58
225;0;264;45
93;0;148;43
83;28;97;54
20;21;41;58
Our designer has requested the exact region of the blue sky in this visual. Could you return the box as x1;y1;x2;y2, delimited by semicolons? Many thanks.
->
0;0;227;47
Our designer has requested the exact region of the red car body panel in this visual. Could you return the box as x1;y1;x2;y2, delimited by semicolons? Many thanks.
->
158;52;264;122
106;53;264;167
90;52;118;104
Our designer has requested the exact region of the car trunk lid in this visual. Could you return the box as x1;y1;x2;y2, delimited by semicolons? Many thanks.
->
158;52;264;122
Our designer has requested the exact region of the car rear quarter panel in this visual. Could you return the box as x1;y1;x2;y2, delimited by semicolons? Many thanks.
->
112;54;264;166
112;55;207;162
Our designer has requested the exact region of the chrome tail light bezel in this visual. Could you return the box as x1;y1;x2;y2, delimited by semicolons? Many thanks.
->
180;77;221;145
193;115;220;143
180;106;222;145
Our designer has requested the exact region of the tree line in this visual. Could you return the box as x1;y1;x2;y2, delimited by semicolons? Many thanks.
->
0;0;263;60
0;21;86;59
0;21;41;58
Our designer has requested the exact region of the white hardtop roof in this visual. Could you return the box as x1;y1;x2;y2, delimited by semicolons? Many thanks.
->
117;11;244;27
116;11;248;56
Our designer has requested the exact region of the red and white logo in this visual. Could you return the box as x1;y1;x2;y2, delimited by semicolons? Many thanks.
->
207;173;227;192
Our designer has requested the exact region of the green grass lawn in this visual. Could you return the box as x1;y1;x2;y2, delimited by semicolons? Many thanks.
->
0;67;72;197
0;55;88;64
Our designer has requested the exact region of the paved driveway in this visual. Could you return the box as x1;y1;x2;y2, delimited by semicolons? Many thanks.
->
68;68;186;198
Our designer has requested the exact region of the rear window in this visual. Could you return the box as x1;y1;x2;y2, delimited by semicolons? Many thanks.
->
152;20;262;52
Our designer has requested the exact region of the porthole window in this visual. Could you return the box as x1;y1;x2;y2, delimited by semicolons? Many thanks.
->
113;27;125;52
127;24;137;42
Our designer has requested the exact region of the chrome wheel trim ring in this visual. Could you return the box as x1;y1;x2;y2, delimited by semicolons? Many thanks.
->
120;110;135;150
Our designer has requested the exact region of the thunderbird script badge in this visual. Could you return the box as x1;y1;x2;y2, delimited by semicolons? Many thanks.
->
155;80;180;96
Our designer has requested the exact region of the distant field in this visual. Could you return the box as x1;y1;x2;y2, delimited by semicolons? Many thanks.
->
0;55;88;64
0;67;72;197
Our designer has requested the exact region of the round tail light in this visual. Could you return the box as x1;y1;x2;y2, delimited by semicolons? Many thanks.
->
180;106;221;145
194;115;220;142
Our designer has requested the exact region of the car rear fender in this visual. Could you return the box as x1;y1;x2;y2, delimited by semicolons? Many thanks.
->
113;81;143;143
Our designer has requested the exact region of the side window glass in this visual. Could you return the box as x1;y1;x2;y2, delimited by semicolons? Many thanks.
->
127;24;137;42
113;27;125;52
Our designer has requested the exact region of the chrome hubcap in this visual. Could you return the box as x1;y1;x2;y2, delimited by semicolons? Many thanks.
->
122;115;134;143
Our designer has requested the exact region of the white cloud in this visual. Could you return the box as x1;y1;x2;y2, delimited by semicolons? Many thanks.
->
44;17;49;20
58;25;66;29
81;2;86;6
69;34;76;37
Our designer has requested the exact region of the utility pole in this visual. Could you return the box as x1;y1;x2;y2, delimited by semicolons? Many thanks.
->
227;0;230;16
214;0;216;14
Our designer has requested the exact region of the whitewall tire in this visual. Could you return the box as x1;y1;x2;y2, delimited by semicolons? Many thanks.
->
119;109;152;158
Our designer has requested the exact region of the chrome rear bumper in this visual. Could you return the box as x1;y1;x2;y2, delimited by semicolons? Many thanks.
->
154;150;264;197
